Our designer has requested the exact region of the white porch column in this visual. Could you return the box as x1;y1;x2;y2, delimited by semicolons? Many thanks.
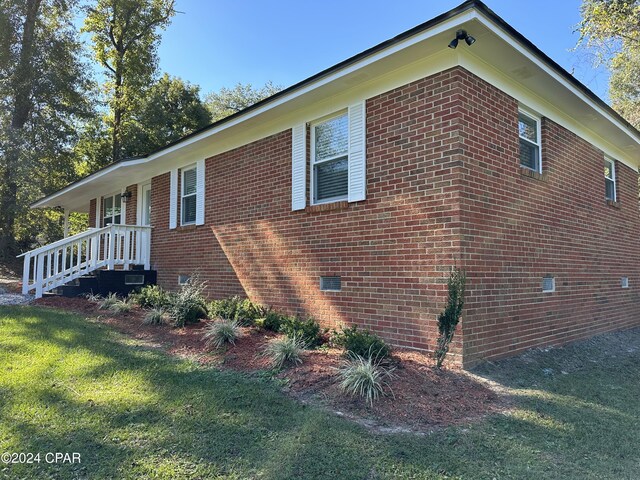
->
63;209;69;238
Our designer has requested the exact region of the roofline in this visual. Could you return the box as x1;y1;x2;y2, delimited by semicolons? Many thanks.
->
33;0;640;208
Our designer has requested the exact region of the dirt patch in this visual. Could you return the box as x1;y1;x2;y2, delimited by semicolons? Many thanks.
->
33;296;507;433
0;263;20;294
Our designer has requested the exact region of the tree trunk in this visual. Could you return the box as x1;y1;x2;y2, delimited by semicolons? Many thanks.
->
0;0;42;260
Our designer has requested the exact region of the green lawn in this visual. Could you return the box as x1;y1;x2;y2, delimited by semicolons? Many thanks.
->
0;306;639;479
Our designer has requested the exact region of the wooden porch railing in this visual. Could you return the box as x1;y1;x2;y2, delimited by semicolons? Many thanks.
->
18;224;152;299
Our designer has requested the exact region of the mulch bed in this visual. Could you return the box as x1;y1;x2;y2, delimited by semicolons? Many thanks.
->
32;296;506;433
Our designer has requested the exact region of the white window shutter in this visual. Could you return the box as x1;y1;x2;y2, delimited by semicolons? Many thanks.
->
195;159;205;225
291;124;306;211
169;169;178;229
95;197;101;228
348;100;366;203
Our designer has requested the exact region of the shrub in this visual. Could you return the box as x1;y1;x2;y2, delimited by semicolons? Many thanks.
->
98;293;119;310
261;310;285;332
143;308;169;325
331;325;390;360
279;316;323;348
130;285;172;309
262;335;305;369
169;274;208;328
203;319;242;349
109;298;133;314
209;296;262;326
434;267;466;369
338;353;395;406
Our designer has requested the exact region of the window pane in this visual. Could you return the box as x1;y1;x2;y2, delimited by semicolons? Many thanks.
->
315;114;348;161
183;168;197;196
519;139;539;170
182;195;196;224
605;178;615;200
144;189;151;225
103;196;113;217
315;157;348;201
519;114;537;143
604;160;613;180
113;214;121;224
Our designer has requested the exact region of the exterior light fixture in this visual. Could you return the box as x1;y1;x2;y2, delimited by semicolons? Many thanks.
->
448;30;476;49
120;190;133;202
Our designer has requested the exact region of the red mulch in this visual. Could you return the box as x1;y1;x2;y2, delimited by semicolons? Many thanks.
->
33;296;506;433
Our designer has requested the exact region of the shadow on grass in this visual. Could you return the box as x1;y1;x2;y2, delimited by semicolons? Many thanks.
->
1;306;639;479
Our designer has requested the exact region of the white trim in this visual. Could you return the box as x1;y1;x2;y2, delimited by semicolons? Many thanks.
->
195;159;205;225
102;192;122;226
518;107;542;174
180;164;197;226
348;100;366;203
120;187;127;224
63;209;69;238
291;124;307;211
95;197;101;228
169;169;178;229
311;111;349;205
604;156;617;202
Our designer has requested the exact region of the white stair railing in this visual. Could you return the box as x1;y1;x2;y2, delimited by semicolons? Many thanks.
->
18;224;152;299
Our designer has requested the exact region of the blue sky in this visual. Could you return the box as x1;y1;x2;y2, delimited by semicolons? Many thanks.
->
156;0;609;102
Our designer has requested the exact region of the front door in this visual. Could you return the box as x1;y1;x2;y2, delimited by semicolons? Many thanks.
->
141;183;152;226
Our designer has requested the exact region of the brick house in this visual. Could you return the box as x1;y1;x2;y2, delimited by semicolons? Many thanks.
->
27;0;640;367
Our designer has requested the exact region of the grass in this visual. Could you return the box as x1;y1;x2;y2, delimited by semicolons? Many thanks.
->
0;306;639;479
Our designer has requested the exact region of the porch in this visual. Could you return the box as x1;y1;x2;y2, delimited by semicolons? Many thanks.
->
19;224;153;299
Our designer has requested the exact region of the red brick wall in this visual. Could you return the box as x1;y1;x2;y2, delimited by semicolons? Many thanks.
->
149;68;466;353
89;199;96;228
456;68;640;366
86;66;640;365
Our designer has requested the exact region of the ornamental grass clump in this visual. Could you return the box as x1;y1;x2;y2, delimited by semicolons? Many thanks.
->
98;293;119;310
109;298;133;314
262;335;306;369
338;353;395;406
434;267;466;369
143;308;169;325
203;319;242;349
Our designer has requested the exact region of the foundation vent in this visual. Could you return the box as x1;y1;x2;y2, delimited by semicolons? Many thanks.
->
542;276;555;293
320;276;341;292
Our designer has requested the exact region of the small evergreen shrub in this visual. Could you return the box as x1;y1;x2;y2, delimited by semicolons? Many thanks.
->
143;308;169;325
279;316;323;348
261;310;285;332
98;293;119;310
203;319;242;349
331;325;391;359
169;274;208;328
208;296;261;326
434;267;466;369
338;353;395;406
130;285;172;309
262;335;305;369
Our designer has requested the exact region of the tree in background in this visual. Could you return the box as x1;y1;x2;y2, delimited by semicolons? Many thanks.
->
0;0;92;259
205;81;282;122
83;0;176;165
578;0;640;127
127;73;211;155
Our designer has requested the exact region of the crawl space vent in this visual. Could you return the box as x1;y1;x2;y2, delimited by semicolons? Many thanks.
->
320;276;341;292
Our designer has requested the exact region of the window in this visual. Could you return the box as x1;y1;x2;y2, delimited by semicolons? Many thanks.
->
542;276;555;293
518;110;541;172
312;113;349;204
320;276;342;291
181;165;197;225
604;157;616;201
124;274;145;285
102;193;122;226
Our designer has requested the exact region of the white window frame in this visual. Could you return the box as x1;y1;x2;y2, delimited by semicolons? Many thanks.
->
518;108;542;174
310;111;349;205
604;156;617;202
181;164;197;226
102;192;122;226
